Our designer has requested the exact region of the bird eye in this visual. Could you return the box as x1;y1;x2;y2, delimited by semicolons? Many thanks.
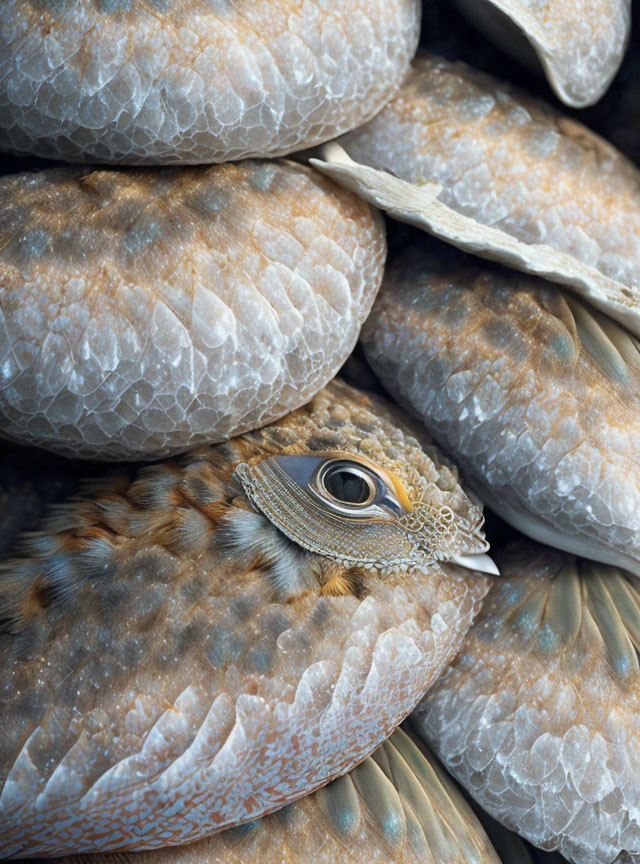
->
320;463;377;506
235;452;408;528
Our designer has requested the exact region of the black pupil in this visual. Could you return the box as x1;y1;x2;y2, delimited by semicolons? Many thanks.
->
324;468;372;504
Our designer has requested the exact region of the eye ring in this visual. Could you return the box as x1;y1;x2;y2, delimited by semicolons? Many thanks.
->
318;462;378;507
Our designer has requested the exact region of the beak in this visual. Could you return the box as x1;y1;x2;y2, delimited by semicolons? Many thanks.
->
450;552;500;576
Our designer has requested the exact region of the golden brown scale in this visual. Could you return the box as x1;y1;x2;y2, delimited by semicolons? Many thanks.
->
0;380;491;858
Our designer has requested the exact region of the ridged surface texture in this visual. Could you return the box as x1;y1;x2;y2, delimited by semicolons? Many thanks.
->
34;727;501;864
0;160;386;460
414;538;640;864
362;240;640;576
0;0;420;164
452;0;630;107
0;380;491;856
337;53;640;295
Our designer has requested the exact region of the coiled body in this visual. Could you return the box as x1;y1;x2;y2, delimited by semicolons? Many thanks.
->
363;241;640;576
0;0;420;164
0;161;385;459
0;381;491;856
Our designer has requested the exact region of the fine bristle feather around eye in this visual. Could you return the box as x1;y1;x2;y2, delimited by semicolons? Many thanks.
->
218;508;317;601
0;562;38;630
164;507;216;557
92;495;135;535
321;564;365;597
126;463;184;508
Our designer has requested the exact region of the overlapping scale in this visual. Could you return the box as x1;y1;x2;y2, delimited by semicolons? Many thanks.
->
0;0;420;165
414;538;640;864
312;53;640;338
0;161;385;460
0;380;491;857
362;238;640;576
21;729;499;864
451;0;630;107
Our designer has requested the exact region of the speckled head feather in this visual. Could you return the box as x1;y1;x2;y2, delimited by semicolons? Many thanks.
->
362;238;640;578
0;0;420;164
0;160;386;460
0;380;492;857
414;537;640;864
29;727;502;864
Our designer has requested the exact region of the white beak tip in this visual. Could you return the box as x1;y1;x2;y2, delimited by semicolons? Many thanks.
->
450;552;500;576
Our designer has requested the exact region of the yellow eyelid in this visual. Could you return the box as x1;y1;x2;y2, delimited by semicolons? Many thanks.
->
383;468;414;513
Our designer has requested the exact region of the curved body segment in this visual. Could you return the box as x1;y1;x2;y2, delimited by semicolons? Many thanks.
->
363;241;640;577
34;727;502;864
0;161;385;460
330;55;640;335
452;0;630;107
415;539;640;864
0;380;491;856
0;0;420;164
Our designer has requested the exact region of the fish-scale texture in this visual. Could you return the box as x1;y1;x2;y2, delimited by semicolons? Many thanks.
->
452;0;629;107
362;242;640;575
414;540;640;864
0;0;420;164
0;161;386;460
43;728;501;864
338;54;640;292
0;381;491;856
